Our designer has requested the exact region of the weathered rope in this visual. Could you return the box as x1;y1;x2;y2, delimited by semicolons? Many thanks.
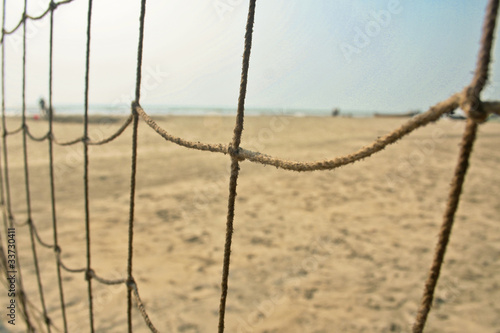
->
128;0;148;330
135;104;228;153
129;280;159;333
83;0;95;331
218;1;256;332
88;114;133;145
137;93;460;172
460;0;499;122
20;0;51;329
0;0;74;39
48;6;69;331
413;1;499;331
412;119;479;333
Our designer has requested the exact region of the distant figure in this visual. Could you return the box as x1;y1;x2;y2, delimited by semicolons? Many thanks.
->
39;97;54;118
331;108;340;117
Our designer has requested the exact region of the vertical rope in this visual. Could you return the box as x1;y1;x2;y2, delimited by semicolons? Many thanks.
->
471;0;499;91
83;0;95;331
412;120;478;333
127;0;147;331
1;1;33;330
461;0;499;122
48;3;68;332
218;1;256;332
413;2;498;331
21;0;51;330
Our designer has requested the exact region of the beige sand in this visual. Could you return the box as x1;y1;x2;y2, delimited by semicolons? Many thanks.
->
0;115;499;333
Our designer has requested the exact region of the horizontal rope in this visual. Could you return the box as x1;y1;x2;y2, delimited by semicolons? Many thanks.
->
52;114;133;146
1;0;74;39
30;220;55;249
4;124;24;136
89;270;127;286
25;126;50;142
134;102;228;154
56;250;86;274
483;101;500;115
135;93;462;172
88;114;133;145
53;135;83;146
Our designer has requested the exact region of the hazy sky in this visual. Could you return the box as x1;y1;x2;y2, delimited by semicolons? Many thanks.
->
2;0;500;112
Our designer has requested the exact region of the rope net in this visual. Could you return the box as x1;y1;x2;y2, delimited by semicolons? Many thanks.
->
0;0;499;332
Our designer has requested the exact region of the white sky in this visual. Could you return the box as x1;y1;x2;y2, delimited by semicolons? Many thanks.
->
2;0;500;112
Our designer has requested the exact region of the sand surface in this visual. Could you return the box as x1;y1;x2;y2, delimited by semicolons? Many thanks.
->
0;115;499;333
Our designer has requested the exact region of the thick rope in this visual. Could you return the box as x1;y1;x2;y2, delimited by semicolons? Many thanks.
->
218;1;256;332
412;119;478;333
413;1;499;331
135;104;228;153
460;0;499;122
83;0;95;331
137;93;460;172
130;280;159;333
48;6;69;331
128;0;148;331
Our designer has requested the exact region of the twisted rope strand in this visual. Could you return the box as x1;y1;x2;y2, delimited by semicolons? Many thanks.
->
128;0;148;330
460;0;500;121
413;1;499;331
130;280;159;333
83;0;95;331
137;93;460;172
0;0;74;38
412;119;479;333
20;0;51;329
48;6;68;331
218;1;256;332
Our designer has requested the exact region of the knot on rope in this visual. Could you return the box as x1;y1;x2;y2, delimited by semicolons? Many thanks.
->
49;1;57;10
460;86;488;123
131;101;139;116
85;269;94;281
228;145;245;161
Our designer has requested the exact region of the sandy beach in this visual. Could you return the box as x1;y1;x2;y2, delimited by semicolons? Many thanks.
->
0;115;499;333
